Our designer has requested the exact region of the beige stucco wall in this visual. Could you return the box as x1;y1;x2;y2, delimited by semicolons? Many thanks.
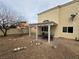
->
38;1;79;39
31;27;36;35
57;1;79;39
38;7;60;24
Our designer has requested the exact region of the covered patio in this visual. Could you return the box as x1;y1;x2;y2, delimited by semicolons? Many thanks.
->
29;21;57;44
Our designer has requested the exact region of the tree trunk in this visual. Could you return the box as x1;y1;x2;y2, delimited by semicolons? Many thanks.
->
4;30;7;36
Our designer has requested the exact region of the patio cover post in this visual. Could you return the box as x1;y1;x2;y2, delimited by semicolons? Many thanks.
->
48;24;51;44
29;26;31;37
36;25;38;40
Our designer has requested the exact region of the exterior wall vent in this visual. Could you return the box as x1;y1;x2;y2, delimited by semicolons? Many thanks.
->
70;13;78;21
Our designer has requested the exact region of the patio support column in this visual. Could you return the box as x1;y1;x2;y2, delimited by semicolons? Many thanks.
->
36;25;38;40
48;24;50;44
29;26;31;37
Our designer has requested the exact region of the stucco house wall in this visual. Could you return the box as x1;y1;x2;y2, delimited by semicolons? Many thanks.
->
57;1;79;39
38;7;60;24
38;1;79;39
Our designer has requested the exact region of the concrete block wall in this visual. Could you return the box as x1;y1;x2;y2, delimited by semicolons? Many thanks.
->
0;28;29;36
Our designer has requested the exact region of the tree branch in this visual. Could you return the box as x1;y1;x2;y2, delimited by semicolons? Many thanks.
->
0;28;4;34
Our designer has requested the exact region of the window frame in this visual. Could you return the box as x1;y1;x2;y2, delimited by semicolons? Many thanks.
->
68;27;73;33
63;27;67;32
62;26;73;33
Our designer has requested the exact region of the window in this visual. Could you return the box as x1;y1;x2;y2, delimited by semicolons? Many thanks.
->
63;27;67;32
63;26;73;33
42;26;48;31
68;27;73;33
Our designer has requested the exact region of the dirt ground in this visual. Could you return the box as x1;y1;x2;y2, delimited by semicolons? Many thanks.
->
0;35;79;59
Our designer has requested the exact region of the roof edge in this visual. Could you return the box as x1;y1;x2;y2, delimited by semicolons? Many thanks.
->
38;1;79;15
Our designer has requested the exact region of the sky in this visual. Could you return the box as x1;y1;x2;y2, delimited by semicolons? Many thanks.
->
0;0;72;23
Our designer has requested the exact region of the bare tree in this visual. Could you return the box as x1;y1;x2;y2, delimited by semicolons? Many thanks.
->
0;3;19;36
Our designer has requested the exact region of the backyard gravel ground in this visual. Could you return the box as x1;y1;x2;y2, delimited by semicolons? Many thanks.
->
0;35;79;59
